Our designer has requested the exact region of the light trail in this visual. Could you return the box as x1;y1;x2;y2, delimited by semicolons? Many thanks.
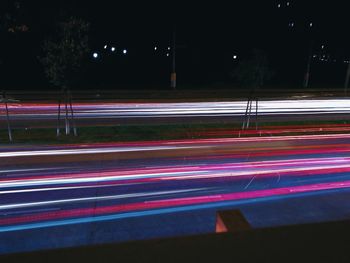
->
2;133;350;158
2;180;350;229
2;99;350;121
0;188;206;210
2;156;350;189
0;145;206;158
2;129;350;254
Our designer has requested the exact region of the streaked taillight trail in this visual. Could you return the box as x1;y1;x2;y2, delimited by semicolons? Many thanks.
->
2;132;350;232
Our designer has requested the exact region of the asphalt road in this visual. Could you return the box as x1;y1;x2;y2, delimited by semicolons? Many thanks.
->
2;132;350;254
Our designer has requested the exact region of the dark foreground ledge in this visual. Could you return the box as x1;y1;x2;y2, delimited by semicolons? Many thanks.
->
2;219;350;263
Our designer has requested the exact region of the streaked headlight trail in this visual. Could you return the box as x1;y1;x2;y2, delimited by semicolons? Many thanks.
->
2;133;350;233
2;99;350;126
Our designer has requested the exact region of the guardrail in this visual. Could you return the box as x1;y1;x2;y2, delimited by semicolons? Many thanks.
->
216;210;252;233
2;216;350;262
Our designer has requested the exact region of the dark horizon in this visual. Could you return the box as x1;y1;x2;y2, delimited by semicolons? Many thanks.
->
1;0;349;90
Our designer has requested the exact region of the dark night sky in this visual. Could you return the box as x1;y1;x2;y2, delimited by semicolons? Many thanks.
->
1;0;350;90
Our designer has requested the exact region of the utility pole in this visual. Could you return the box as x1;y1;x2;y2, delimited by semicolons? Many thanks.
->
57;97;61;137
304;44;313;88
170;26;177;90
2;91;13;142
345;62;350;96
303;22;314;88
304;48;312;88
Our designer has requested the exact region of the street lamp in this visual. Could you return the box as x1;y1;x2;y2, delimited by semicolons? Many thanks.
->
170;27;176;90
344;60;350;95
304;23;314;88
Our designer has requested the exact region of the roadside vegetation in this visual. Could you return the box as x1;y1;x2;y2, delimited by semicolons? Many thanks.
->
0;120;348;145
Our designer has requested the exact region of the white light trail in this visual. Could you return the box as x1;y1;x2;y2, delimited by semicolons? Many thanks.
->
0;167;64;174
0;188;206;210
2;155;350;189
3;99;350;120
0;145;207;158
1;133;350;159
0;171;202;189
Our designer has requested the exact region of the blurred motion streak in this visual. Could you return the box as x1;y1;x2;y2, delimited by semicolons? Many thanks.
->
2;132;350;232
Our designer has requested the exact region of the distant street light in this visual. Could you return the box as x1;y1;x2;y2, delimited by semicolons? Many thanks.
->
93;52;99;58
104;45;108;49
123;49;127;54
111;47;116;52
233;55;238;60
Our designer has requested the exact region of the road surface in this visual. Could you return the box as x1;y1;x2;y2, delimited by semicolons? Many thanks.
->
2;132;350;254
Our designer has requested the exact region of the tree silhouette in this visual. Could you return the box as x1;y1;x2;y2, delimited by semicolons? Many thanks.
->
40;17;90;136
0;1;28;142
40;17;90;89
232;49;274;89
231;49;274;131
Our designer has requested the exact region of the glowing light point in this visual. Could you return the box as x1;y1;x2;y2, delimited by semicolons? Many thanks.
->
111;47;116;52
233;55;238;60
104;45;107;49
154;46;158;51
93;52;99;59
123;49;127;54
